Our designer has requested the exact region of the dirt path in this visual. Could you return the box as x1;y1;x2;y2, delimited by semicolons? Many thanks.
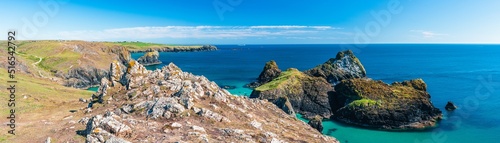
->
32;56;42;66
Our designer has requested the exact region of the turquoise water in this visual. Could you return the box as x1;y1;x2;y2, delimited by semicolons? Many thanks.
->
87;87;99;92
132;44;500;143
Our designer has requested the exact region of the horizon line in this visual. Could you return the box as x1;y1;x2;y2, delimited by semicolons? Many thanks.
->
3;40;500;45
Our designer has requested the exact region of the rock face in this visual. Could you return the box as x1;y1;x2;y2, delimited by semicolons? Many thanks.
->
79;62;339;143
445;101;457;111
308;115;324;132
62;67;108;89
246;60;282;88
305;50;366;84
60;45;132;89
136;49;162;66
250;68;334;118
331;78;442;130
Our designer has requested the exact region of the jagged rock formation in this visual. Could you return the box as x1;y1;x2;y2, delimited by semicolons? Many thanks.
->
136;49;162;66
60;45;132;89
250;50;443;131
250;68;334;119
331;78;442;130
80;62;339;143
128;45;218;53
305;50;366;84
308;115;324;132
445;101;457;111
246;60;282;88
62;67;108;89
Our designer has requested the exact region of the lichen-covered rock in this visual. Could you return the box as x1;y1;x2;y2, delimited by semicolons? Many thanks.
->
78;62;339;143
137;49;162;66
109;61;125;87
331;78;442;130
250;68;333;118
83;112;132;141
246;60;282;88
305;50;366;84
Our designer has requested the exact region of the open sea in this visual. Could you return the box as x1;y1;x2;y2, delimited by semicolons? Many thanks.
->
129;44;500;143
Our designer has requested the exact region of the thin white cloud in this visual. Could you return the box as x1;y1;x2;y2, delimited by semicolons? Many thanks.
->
410;30;448;38
54;25;342;40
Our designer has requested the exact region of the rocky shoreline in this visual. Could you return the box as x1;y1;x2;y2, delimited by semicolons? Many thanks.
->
128;45;217;53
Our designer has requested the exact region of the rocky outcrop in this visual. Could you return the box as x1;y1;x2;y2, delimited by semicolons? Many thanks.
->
246;60;282;88
128;45;218;53
59;45;132;89
331;78;442;130
445;101;457;111
305;50;366;84
274;96;295;116
250;68;334;119
136;49;162;66
250;50;443;131
308;115;324;132
62;67;108;89
79;62;339;143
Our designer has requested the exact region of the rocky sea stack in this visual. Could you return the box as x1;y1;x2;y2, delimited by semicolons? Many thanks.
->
246;60;282;88
305;50;366;84
445;101;458;111
308;115;324;132
331;78;442;130
137;49;162;66
250;50;442;131
79;61;339;142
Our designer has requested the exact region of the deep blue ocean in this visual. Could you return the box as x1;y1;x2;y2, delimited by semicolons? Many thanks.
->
131;44;500;143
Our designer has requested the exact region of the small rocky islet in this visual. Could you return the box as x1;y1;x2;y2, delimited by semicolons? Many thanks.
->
136;49;162;66
249;50;443;130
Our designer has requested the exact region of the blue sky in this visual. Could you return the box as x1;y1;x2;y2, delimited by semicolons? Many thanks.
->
1;0;499;44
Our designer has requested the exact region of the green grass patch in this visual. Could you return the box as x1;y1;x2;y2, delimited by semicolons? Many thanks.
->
37;49;80;72
0;70;93;117
255;68;303;91
348;99;379;108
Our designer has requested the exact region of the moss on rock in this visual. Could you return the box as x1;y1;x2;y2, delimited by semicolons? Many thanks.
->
332;78;442;130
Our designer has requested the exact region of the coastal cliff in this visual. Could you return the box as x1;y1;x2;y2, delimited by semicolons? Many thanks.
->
79;61;339;142
13;41;217;89
250;68;334;118
331;78;442;130
128;45;217;53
